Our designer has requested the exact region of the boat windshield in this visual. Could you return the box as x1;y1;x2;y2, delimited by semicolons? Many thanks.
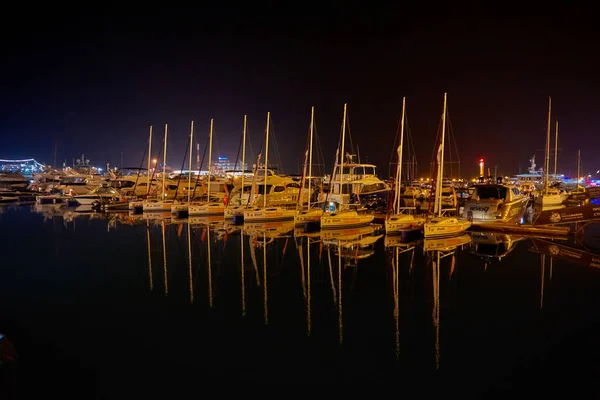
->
475;186;508;200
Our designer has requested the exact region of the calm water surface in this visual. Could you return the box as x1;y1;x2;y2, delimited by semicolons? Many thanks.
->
1;204;600;397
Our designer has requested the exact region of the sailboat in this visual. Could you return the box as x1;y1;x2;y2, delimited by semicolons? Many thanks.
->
535;99;567;207
320;103;374;229
385;97;426;235
143;124;175;211
224;115;249;220
294;106;324;227
130;126;154;213
171;121;195;216
423;93;471;238
244;112;296;222
189;119;227;216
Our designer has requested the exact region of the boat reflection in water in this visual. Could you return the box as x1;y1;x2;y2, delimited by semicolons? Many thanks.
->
423;233;472;369
321;224;384;267
243;220;294;325
386;235;421;359
469;232;526;266
8;205;600;394
144;214;172;296
294;230;319;336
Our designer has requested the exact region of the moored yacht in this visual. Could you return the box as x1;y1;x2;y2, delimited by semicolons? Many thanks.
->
534;186;568;207
321;208;374;229
73;185;123;206
423;93;472;238
463;181;530;223
244;206;296;221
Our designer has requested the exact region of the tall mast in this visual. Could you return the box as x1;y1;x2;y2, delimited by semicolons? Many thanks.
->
308;106;314;209
339;103;347;206
207;119;214;202
437;93;447;217
394;97;406;214
146;125;152;194
162;124;168;198
188;121;194;203
263;112;271;208
544;97;552;195
553;119;558;182
577;149;581;189
241;115;247;207
147;126;153;195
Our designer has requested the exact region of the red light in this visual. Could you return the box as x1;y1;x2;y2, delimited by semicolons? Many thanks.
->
479;159;484;163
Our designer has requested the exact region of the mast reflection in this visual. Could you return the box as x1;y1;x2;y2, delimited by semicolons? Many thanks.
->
162;218;168;296
146;220;153;291
386;237;421;360
187;222;194;304
243;221;294;325
295;234;315;336
423;233;471;370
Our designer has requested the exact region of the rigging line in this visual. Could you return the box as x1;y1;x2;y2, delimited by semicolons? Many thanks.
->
191;131;210;199
267;118;282;172
173;133;192;200
313;121;327;177
446;114;461;178
403;115;414;181
233;126;244;172
430;116;443;167
388;110;403;179
246;126;256;169
445;114;454;177
132;140;149;194
148;136;165;195
345;109;356;162
447;116;461;163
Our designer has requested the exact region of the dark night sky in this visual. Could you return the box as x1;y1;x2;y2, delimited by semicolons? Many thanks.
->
1;10;599;178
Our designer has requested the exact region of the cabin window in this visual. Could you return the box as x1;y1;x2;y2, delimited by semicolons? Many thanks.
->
274;186;285;192
361;183;387;193
257;185;273;195
476;186;507;200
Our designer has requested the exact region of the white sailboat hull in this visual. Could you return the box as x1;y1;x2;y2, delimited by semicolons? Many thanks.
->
129;200;143;210
424;217;471;238
294;208;323;226
224;205;246;219
385;213;425;234
171;202;189;214
320;210;374;229
534;193;566;206
243;207;295;221
189;202;226;216
143;200;174;212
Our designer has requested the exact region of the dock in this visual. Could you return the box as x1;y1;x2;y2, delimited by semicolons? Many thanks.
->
533;203;600;226
469;222;570;236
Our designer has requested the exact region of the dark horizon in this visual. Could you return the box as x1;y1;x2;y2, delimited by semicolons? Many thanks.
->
2;12;599;179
